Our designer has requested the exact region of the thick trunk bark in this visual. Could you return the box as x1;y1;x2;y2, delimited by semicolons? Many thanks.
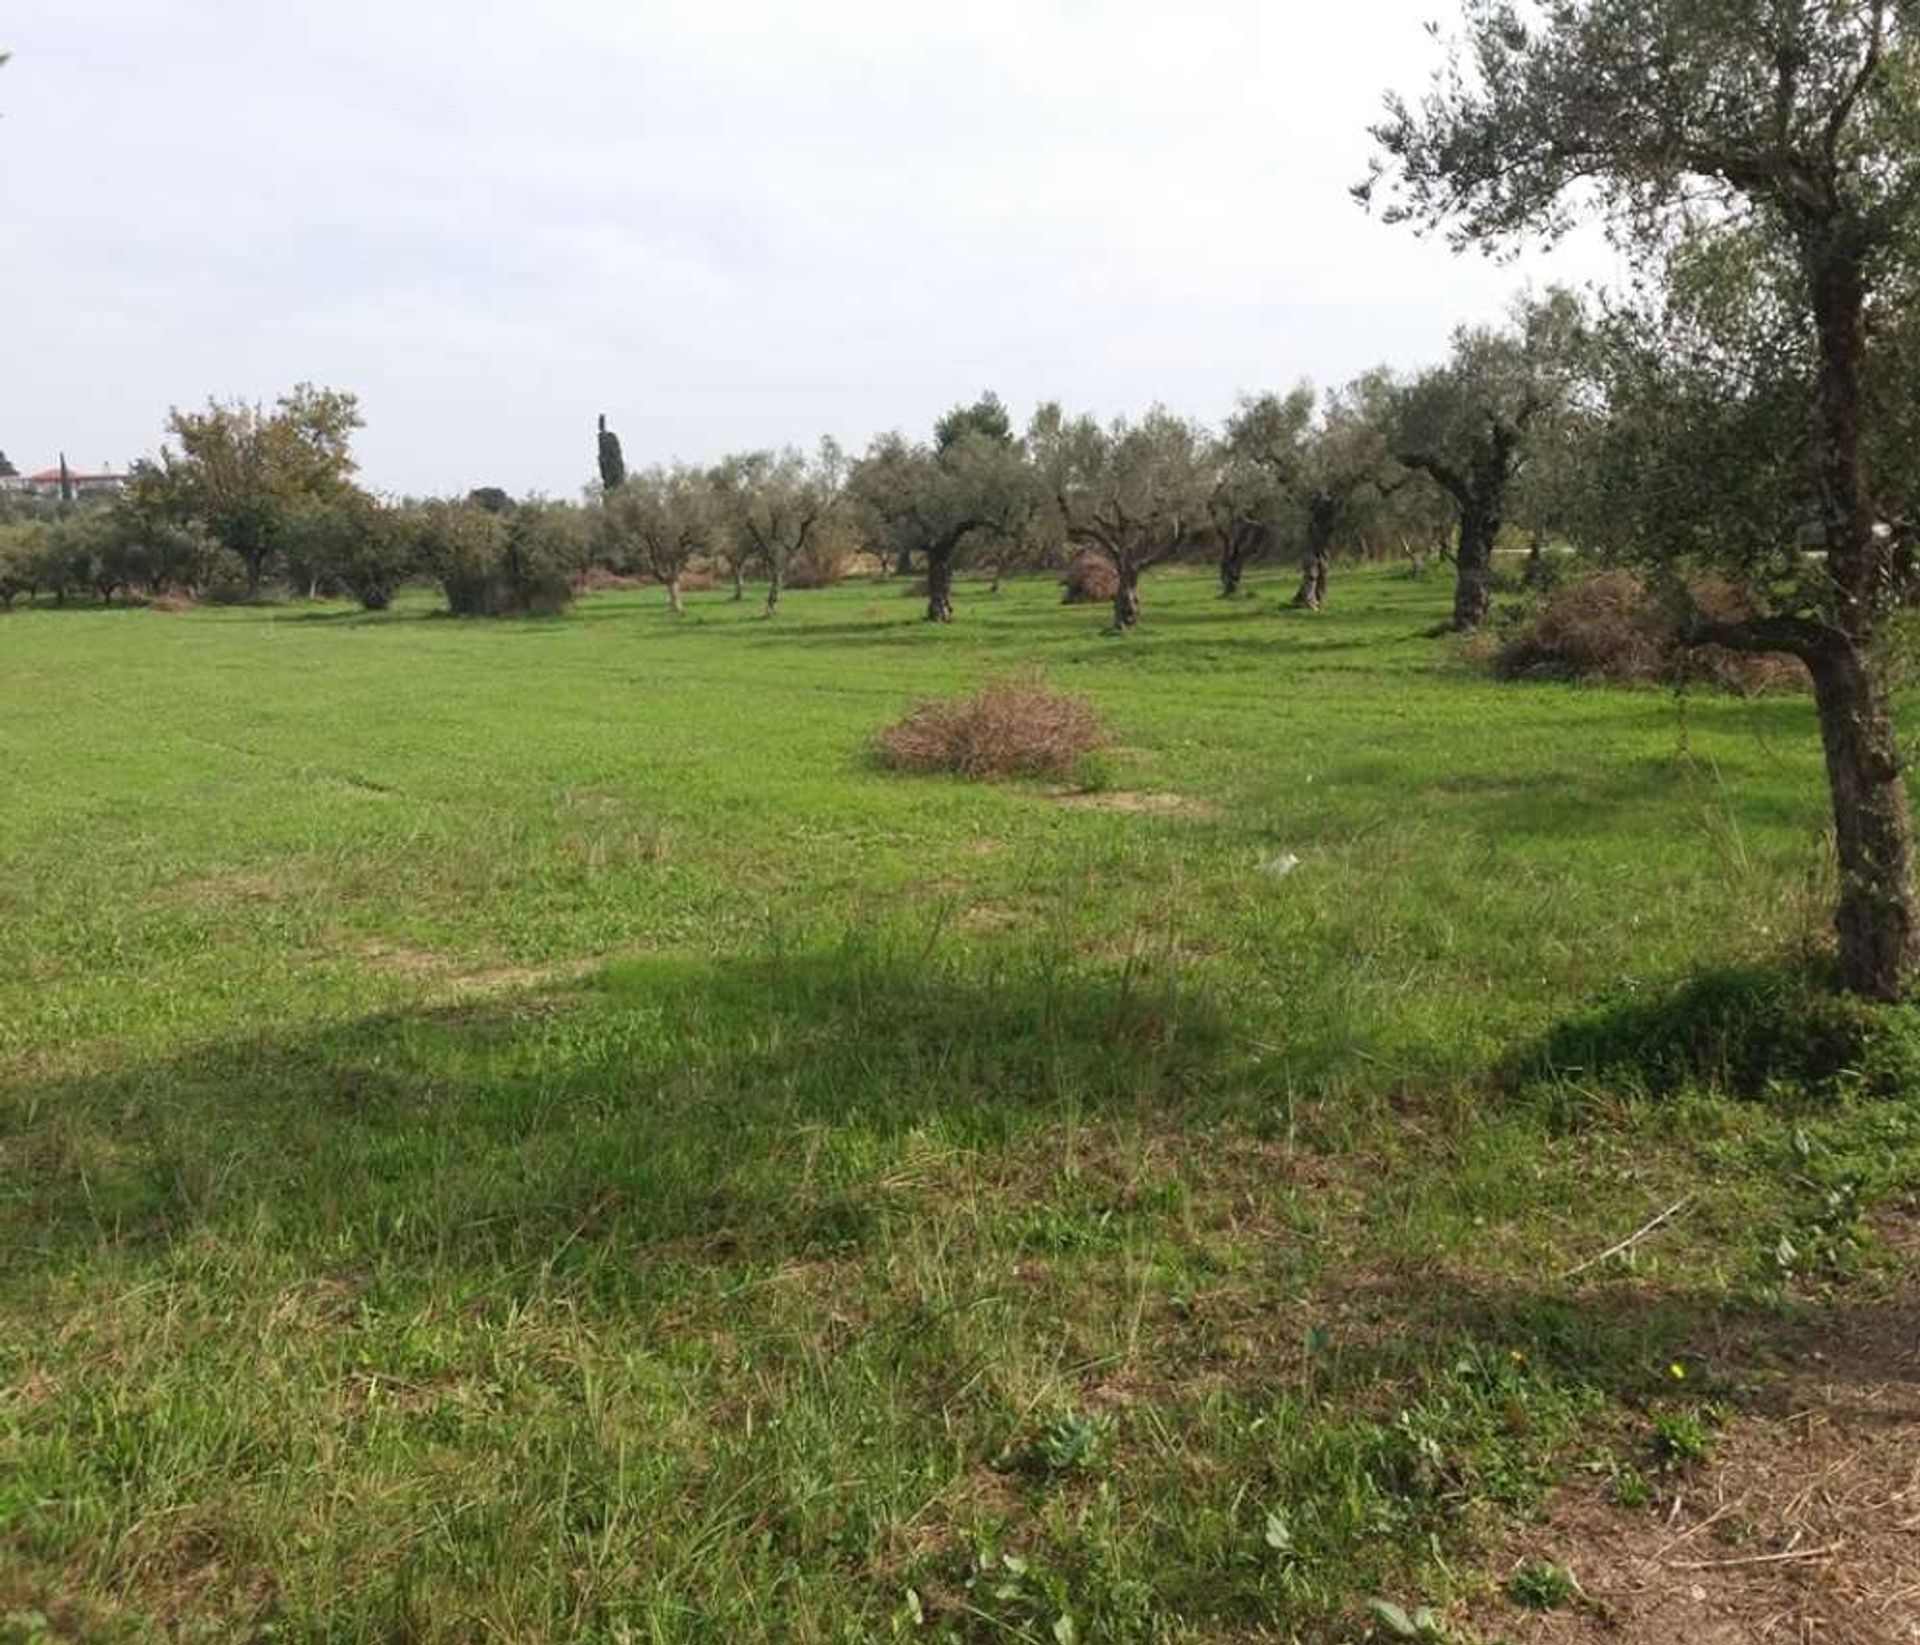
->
894;548;913;577
667;576;684;616
731;565;745;601
1798;231;1918;996
925;553;955;622
1293;497;1338;610
1291;553;1327;609
763;574;782;616
1218;555;1243;598
1112;572;1141;630
1808;241;1876;617
1452;506;1496;632
1808;640;1918;999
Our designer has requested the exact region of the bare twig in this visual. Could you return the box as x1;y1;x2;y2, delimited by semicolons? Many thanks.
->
1667;1542;1845;1572
1561;1195;1695;1280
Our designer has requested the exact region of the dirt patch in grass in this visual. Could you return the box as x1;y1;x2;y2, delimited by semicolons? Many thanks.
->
159;866;310;907
1048;788;1220;819
1471;1218;1920;1644
351;938;596;1001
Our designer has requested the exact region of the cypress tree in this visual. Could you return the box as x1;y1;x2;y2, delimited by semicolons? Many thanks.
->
597;415;627;493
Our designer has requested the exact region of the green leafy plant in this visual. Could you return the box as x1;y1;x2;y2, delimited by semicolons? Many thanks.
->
1505;1560;1578;1611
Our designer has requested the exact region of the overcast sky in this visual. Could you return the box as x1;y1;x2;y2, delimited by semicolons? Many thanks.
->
1;1;1609;496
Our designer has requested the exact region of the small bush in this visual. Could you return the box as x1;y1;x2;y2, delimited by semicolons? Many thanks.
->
1061;549;1119;605
876;678;1107;780
1493;571;1807;694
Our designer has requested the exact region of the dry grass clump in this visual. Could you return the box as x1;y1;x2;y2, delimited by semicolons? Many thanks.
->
1686;576;1811;695
1061;549;1119;605
787;538;857;590
876;677;1107;779
575;567;651;593
1496;569;1667;681
1495;570;1807;695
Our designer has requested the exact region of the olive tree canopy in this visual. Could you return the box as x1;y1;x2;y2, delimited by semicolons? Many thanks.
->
1367;0;1920;997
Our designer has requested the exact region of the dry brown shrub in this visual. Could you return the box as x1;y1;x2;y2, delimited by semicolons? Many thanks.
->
148;593;200;614
1061;549;1119;605
786;555;850;590
1495;569;1668;681
1685;576;1811;695
788;524;860;590
677;567;720;593
876;677;1107;780
1495;570;1807;695
575;566;650;592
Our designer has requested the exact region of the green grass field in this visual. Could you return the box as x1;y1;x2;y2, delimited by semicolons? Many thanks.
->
3;566;1916;1642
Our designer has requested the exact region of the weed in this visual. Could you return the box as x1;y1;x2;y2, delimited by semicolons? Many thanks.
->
1505;1560;1578;1610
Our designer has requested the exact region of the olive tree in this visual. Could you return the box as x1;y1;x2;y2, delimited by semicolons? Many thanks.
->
848;428;1042;621
1030;404;1212;629
0;524;36;608
601;463;721;614
712;442;844;616
280;488;413;610
1387;291;1583;630
1228;375;1398;610
1370;0;1920;998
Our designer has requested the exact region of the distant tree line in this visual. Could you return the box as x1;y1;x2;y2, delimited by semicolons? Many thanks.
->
0;355;1570;632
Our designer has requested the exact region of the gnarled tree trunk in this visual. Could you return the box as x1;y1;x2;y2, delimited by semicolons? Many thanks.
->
667;575;685;616
1293;497;1337;610
1291;552;1328;609
1112;569;1142;630
1811;642;1917;998
1702;612;1918;1000
1798;230;1920;996
1451;502;1497;632
925;553;955;622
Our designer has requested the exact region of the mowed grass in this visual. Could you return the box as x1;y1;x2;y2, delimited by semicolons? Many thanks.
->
1;566;1915;1642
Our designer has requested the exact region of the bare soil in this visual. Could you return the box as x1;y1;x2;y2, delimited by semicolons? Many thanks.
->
1474;1224;1920;1644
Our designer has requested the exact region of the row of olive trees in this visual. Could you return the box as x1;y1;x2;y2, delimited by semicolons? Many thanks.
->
589;358;1566;636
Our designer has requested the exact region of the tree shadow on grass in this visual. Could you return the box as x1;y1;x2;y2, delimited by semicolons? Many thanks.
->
0;938;1238;1296
1510;957;1920;1101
